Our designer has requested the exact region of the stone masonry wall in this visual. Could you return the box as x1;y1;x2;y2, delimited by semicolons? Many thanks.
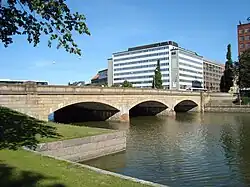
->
0;84;234;122
205;106;250;113
35;131;126;162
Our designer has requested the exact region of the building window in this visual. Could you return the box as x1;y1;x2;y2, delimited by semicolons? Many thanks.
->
239;36;244;41
245;29;249;33
246;36;250;41
240;44;244;49
239;29;243;34
246;43;250;49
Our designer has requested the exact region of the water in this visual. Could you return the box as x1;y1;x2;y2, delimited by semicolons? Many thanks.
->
81;113;250;187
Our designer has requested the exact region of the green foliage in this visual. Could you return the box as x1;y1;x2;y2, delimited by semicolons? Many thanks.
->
220;44;234;92
237;49;250;89
0;0;90;56
242;97;250;105
152;76;155;88
154;60;163;89
122;80;133;88
0;106;60;150
111;84;121;87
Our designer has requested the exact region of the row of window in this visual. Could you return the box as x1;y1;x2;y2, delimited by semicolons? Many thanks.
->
179;73;203;79
204;72;222;77
179;68;203;75
179;56;203;66
239;35;250;41
204;64;222;70
113;46;169;57
114;63;169;72
114;74;169;81
179;62;203;70
204;68;222;73
240;43;250;49
179;79;202;83
113;52;169;62
131;79;170;85
204;77;221;81
114;68;169;76
239;28;250;34
114;57;169;67
179;51;202;60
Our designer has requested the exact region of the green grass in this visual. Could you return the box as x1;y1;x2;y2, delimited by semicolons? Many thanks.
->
0;107;149;186
39;122;113;143
0;149;149;187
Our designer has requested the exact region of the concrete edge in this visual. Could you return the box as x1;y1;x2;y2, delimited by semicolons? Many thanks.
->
36;131;126;151
23;147;169;187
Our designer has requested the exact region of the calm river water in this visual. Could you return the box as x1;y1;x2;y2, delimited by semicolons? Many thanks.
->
81;113;250;187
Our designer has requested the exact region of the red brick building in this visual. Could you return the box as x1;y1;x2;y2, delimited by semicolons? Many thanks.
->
237;22;250;56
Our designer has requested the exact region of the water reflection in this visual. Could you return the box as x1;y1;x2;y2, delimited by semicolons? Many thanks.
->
83;113;250;187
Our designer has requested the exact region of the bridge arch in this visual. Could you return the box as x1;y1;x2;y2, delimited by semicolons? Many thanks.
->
129;100;168;117
51;101;120;123
174;100;198;112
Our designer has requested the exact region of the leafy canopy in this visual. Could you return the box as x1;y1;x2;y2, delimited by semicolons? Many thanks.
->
122;80;133;88
0;0;90;56
238;49;250;88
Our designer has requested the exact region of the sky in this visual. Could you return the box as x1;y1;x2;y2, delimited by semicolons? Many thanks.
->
1;0;250;85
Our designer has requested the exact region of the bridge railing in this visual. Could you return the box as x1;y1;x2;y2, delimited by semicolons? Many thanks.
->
0;84;204;96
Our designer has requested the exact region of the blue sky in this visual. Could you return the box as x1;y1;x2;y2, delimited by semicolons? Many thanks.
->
1;0;249;84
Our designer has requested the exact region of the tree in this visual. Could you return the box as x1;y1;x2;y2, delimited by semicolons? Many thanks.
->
122;80;133;88
154;59;163;89
220;44;234;92
1;0;90;56
152;76;155;88
238;49;250;88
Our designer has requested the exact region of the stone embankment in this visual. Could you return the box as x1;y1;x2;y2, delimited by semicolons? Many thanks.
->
35;131;126;162
205;97;250;112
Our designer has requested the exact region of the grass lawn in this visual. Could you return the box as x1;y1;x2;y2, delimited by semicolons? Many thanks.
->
1;107;149;187
0;149;149;187
39;122;114;143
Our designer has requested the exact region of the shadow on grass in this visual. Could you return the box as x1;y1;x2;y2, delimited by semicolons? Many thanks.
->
0;162;65;187
0;106;61;150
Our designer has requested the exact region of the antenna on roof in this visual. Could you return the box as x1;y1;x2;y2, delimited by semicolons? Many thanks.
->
239;20;242;25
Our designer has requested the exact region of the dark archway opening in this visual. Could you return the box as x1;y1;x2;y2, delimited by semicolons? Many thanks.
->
129;101;168;118
53;102;119;123
174;100;198;112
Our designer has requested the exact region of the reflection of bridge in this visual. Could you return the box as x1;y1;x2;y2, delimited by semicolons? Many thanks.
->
0;84;231;122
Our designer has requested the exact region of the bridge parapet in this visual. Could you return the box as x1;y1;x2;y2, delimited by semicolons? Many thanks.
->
0;84;201;96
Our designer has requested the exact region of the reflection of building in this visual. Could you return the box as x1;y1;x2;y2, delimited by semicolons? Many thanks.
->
238;21;250;56
111;41;203;90
91;69;108;86
0;79;48;85
203;59;224;92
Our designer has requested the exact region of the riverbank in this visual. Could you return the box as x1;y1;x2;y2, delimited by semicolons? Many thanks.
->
36;131;126;162
0;107;153;187
0;149;151;187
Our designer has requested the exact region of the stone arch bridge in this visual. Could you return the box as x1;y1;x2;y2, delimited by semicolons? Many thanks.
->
0;84;231;123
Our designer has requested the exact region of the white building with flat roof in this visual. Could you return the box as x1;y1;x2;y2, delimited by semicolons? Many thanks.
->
110;41;204;90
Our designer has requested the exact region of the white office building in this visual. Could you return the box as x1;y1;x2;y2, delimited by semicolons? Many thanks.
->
110;41;203;90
